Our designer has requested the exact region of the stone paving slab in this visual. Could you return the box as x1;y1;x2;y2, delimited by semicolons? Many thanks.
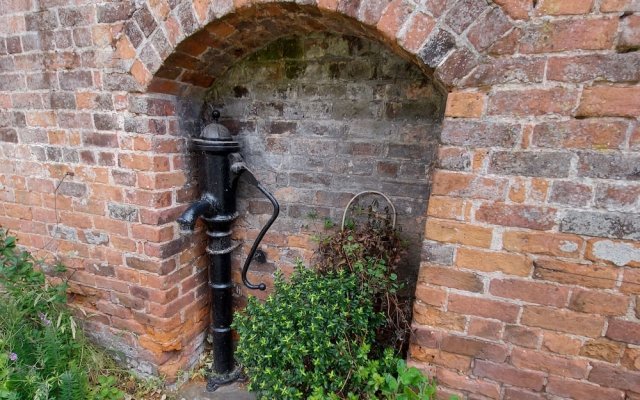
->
175;381;256;400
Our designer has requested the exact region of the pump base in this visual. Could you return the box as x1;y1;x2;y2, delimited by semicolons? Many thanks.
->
206;365;246;392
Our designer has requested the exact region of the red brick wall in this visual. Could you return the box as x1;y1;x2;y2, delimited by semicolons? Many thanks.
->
1;0;639;397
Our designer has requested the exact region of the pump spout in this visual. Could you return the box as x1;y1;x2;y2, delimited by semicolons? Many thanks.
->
177;197;216;232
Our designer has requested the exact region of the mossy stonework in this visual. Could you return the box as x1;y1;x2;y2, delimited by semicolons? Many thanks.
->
1;0;640;398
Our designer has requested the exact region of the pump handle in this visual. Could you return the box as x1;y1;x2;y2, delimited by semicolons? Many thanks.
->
235;165;280;291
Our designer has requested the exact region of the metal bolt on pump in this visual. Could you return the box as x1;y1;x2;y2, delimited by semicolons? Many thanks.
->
177;110;279;391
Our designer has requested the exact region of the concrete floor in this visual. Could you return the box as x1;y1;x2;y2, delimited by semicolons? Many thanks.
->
175;381;256;400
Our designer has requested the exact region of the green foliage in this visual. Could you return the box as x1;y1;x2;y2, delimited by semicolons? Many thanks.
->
0;229;125;400
235;204;455;399
234;264;387;399
316;210;410;353
93;376;125;400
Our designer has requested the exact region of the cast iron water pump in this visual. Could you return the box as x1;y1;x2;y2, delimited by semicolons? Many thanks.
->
177;110;279;391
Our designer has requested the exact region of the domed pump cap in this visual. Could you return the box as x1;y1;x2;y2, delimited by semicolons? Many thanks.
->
201;110;231;140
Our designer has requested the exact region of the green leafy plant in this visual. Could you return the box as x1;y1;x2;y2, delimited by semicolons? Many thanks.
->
316;207;411;353
234;202;454;399
93;376;125;400
234;264;386;399
0;229;126;400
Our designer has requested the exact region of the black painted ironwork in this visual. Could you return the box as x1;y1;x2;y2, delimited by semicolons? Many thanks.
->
177;110;279;391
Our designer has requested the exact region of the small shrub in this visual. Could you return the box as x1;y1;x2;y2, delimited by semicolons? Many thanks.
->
235;204;455;399
316;208;411;353
234;264;386;399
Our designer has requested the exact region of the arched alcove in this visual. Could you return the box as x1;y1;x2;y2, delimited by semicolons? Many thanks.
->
198;32;445;304
118;0;493;377
142;3;448;373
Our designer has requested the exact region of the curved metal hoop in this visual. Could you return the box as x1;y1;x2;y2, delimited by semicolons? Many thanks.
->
341;190;397;231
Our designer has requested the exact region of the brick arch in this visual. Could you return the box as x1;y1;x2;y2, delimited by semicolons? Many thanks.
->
106;0;518;379
117;0;516;93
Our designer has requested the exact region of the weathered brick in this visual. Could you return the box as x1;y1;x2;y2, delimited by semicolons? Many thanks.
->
107;203;139;222
444;92;485;118
435;47;478;87
436;148;471;172
419;264;484;293
546;376;625;400
618;14;640;52
444;0;487;34
502;231;582;258
412;302;466;331
601;0;640;12
473;360;545;391
417;29;456;68
441;120;519;147
58;6;94;27
532;120;628;150
414;285;446;307
535;0;594;15
58;181;87;198
488;87;577;116
436;368;501;399
543;332;582;355
504;325;540;348
549;181;593;207
93;113;120;131
520;18;618;53
493;0;532;19
463;57;545;87
376;0;413;40
133;5;157;37
432;171;508;200
547;53;640;83
448;293;520;323
560;210;640;240
522;305;605;337
511;348;589;379
578;152;640;181
490;278;569;307
466;7;512;52
534;258;618;289
97;2;135;23
425;219;493;248
570;289;629;316
82;132;118;148
589;362;640;392
606;319;640;345
456;248;532;277
577;86;640;118
587;239;640;268
595;183;640;212
441;335;508;362
59;70;93;90
467;318;502;340
0;128;18;143
489;151;572;178
399;12;435;53
476;202;556;231
580;338;624;363
421;240;455;265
